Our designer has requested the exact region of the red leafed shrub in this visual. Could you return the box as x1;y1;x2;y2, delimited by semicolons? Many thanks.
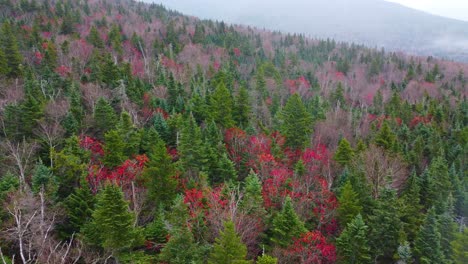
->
34;52;43;64
132;58;145;78
285;76;312;98
184;188;206;216
262;167;296;209
56;65;71;77
410;115;432;128
285;231;337;264
86;155;148;191
233;47;241;57
80;136;104;159
335;71;345;80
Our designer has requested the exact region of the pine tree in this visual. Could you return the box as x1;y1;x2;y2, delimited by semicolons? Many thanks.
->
103;130;126;168
334;138;354;166
271;196;307;247
87;26;104;48
141;132;177;208
63;178;96;236
368;188;402;261
209;81;235;128
31;162;55;194
178;115;206;179
0;47;8;75
82;184;143;252
336;214;371;264
280;94;313;149
145;207;168;244
451;228;468;264
375;121;396;150
93;98;118;137
337;180;362;227
398;172;424;242
208;221;250;264
256;254;278;264
234;85;251;128
424;156;452;213
414;208;445;264
160;196;204;264
241;171;266;215
1;22;23;77
53;136;90;199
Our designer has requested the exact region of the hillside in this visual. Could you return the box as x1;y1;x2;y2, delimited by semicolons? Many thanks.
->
156;0;468;62
0;0;466;263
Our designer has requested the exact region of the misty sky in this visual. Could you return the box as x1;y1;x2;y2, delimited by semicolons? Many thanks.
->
387;0;468;21
149;0;468;22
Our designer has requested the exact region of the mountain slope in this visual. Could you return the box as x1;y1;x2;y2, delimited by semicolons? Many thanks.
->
155;0;468;61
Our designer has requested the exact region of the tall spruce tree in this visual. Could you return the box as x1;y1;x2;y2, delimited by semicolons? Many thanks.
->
368;188;402;262
336;214;371;264
414;208;445;264
280;93;313;149
208;221;250;264
141;132;177;208
337;180;362;227
209;81;235;128
271;196;307;247
334;138;354;166
451;228;468;264
82;184;143;252
1;22;23;77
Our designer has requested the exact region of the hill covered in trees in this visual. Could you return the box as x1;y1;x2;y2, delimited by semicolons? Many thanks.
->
157;0;468;62
0;0;466;263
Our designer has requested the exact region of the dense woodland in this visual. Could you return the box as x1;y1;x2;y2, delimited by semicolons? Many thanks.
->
0;0;466;263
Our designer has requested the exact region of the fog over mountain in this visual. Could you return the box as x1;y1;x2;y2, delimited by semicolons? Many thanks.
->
151;0;468;61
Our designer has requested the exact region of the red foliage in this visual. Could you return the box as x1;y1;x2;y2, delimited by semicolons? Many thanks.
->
233;47;241;57
79;136;148;190
285;231;337;264
56;65;71;77
410;115;432;128
42;32;52;39
285;76;312;98
34;52;43;64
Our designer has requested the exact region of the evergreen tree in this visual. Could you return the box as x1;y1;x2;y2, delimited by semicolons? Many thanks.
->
1;22;23;77
234;85;251;127
398;172;424;242
256;254;278;264
424;156;452;213
280;94;313;149
87;26;104;48
368;188;402;261
160;196;204;264
337;180;362;227
241;171;266;215
414;208;445;264
53;136;90;199
209;81;235;128
375;121;396;150
208;221;250;264
82;184;143;252
63;178;96;236
145;207;168;244
141;132;177;208
271;196;307;247
0;47;7;75
103;130;126;168
336;214;371;264
178;115;206;179
93;98;118;137
31;161;55;194
451;228;468;264
397;241;413;264
334;138;354;166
